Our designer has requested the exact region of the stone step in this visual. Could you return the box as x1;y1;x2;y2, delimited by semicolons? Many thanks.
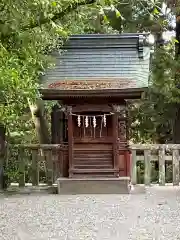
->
57;177;130;194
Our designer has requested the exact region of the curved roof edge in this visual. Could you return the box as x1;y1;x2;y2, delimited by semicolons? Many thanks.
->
69;33;149;40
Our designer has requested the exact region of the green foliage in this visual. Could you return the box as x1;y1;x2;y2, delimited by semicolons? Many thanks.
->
0;0;177;145
4;0;159;143
129;42;180;143
0;0;118;142
124;1;180;144
136;161;173;184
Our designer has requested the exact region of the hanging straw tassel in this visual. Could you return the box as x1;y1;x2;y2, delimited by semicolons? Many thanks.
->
85;116;89;128
77;115;81;127
93;116;96;128
103;114;106;127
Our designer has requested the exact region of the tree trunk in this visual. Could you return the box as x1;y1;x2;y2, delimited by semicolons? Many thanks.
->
51;104;65;143
172;3;180;143
0;124;7;190
28;99;50;144
173;104;180;143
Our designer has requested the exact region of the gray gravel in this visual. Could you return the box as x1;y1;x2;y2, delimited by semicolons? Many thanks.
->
1;186;180;240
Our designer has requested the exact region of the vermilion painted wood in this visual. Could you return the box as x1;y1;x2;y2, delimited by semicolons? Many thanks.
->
112;112;119;177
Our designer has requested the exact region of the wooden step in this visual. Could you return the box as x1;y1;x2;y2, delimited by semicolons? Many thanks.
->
74;162;112;166
74;154;112;158
74;157;111;160
70;170;117;178
74;151;112;154
74;149;112;151
74;164;113;169
73;149;114;178
70;168;118;173
74;160;112;164
72;174;117;178
74;154;112;159
74;150;112;153
74;157;112;160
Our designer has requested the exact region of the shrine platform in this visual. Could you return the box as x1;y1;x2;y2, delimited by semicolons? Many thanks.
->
57;177;130;194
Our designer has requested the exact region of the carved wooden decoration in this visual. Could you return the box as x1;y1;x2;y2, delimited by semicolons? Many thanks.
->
118;120;127;141
112;104;126;118
112;104;127;141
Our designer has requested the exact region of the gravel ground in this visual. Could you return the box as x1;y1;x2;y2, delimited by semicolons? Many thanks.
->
0;187;180;240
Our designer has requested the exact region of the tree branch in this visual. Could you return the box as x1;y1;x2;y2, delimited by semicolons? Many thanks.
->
22;0;96;31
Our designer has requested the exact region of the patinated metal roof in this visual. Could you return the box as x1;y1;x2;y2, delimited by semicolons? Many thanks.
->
41;33;152;92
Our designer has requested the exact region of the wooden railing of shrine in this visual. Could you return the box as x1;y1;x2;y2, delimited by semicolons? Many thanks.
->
4;144;68;188
130;144;180;186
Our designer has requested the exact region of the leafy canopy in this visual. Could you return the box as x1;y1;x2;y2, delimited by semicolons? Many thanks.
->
0;0;175;143
0;0;114;140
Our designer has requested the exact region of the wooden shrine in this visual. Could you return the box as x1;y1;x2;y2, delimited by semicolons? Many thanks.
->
40;33;152;181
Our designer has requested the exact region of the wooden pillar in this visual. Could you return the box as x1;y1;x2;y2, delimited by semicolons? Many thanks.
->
125;100;129;143
112;106;119;176
125;101;130;177
67;106;73;178
113;103;129;177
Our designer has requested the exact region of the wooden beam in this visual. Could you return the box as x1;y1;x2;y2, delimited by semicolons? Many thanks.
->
72;104;112;112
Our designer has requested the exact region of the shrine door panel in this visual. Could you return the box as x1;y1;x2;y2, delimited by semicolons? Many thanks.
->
72;113;114;172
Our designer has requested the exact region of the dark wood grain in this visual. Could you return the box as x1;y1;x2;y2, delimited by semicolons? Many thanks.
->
67;106;73;178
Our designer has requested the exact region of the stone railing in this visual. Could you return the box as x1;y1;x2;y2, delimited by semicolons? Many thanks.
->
130;144;180;186
3;144;68;189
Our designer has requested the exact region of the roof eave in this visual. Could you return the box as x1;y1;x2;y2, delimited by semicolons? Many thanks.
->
69;33;149;40
40;88;147;100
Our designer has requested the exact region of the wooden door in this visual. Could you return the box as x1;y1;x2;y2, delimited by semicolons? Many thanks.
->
70;112;116;177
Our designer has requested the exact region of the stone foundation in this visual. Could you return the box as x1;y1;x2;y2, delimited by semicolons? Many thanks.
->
57;177;130;194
